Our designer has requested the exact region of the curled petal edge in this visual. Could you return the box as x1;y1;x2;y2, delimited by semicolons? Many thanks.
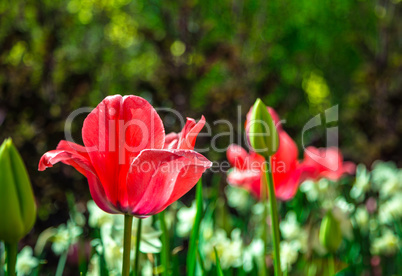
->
38;149;119;214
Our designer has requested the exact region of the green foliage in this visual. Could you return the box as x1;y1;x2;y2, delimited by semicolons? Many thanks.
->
187;179;204;276
214;247;224;276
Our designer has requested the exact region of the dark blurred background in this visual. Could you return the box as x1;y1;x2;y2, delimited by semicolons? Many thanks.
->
0;0;401;261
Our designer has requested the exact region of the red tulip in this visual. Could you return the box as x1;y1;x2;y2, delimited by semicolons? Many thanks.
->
227;134;313;201
301;146;355;181
39;95;211;217
227;108;314;200
227;107;356;200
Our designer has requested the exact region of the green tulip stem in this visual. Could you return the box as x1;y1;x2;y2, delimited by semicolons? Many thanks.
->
264;158;282;276
328;254;335;276
159;211;169;276
55;250;68;276
5;242;17;276
134;218;142;276
261;168;268;276
122;214;133;276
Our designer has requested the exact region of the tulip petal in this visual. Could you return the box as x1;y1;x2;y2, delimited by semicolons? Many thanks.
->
227;168;260;187
274;168;304;200
304;147;340;174
302;146;356;181
343;161;356;175
127;149;211;217
82;95;165;207
56;140;90;159
164;133;179;149
226;144;249;170
38;144;119;214
86;173;120;214
38;147;92;176
178;116;206;150
159;160;211;212
273;131;298;169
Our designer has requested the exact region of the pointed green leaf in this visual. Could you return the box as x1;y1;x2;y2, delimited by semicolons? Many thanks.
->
187;179;204;276
214;247;224;276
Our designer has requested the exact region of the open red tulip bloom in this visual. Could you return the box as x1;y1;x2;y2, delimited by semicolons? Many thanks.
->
227;107;355;200
39;95;212;217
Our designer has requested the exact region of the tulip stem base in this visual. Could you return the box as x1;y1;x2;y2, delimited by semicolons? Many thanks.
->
264;158;282;276
5;242;17;276
122;215;133;276
134;218;142;276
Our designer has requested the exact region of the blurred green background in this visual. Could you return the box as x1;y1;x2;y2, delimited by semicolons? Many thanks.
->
0;0;401;272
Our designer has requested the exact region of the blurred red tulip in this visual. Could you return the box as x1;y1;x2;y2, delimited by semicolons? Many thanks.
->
227;135;313;201
227;108;314;200
39;95;211;217
227;107;355;200
301;146;355;181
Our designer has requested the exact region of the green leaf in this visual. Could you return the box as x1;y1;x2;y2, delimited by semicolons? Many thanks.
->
214;247;224;276
187;179;204;276
197;247;206;275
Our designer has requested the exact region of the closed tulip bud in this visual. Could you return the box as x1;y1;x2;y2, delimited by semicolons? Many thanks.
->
248;99;279;158
0;139;36;243
319;210;342;253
